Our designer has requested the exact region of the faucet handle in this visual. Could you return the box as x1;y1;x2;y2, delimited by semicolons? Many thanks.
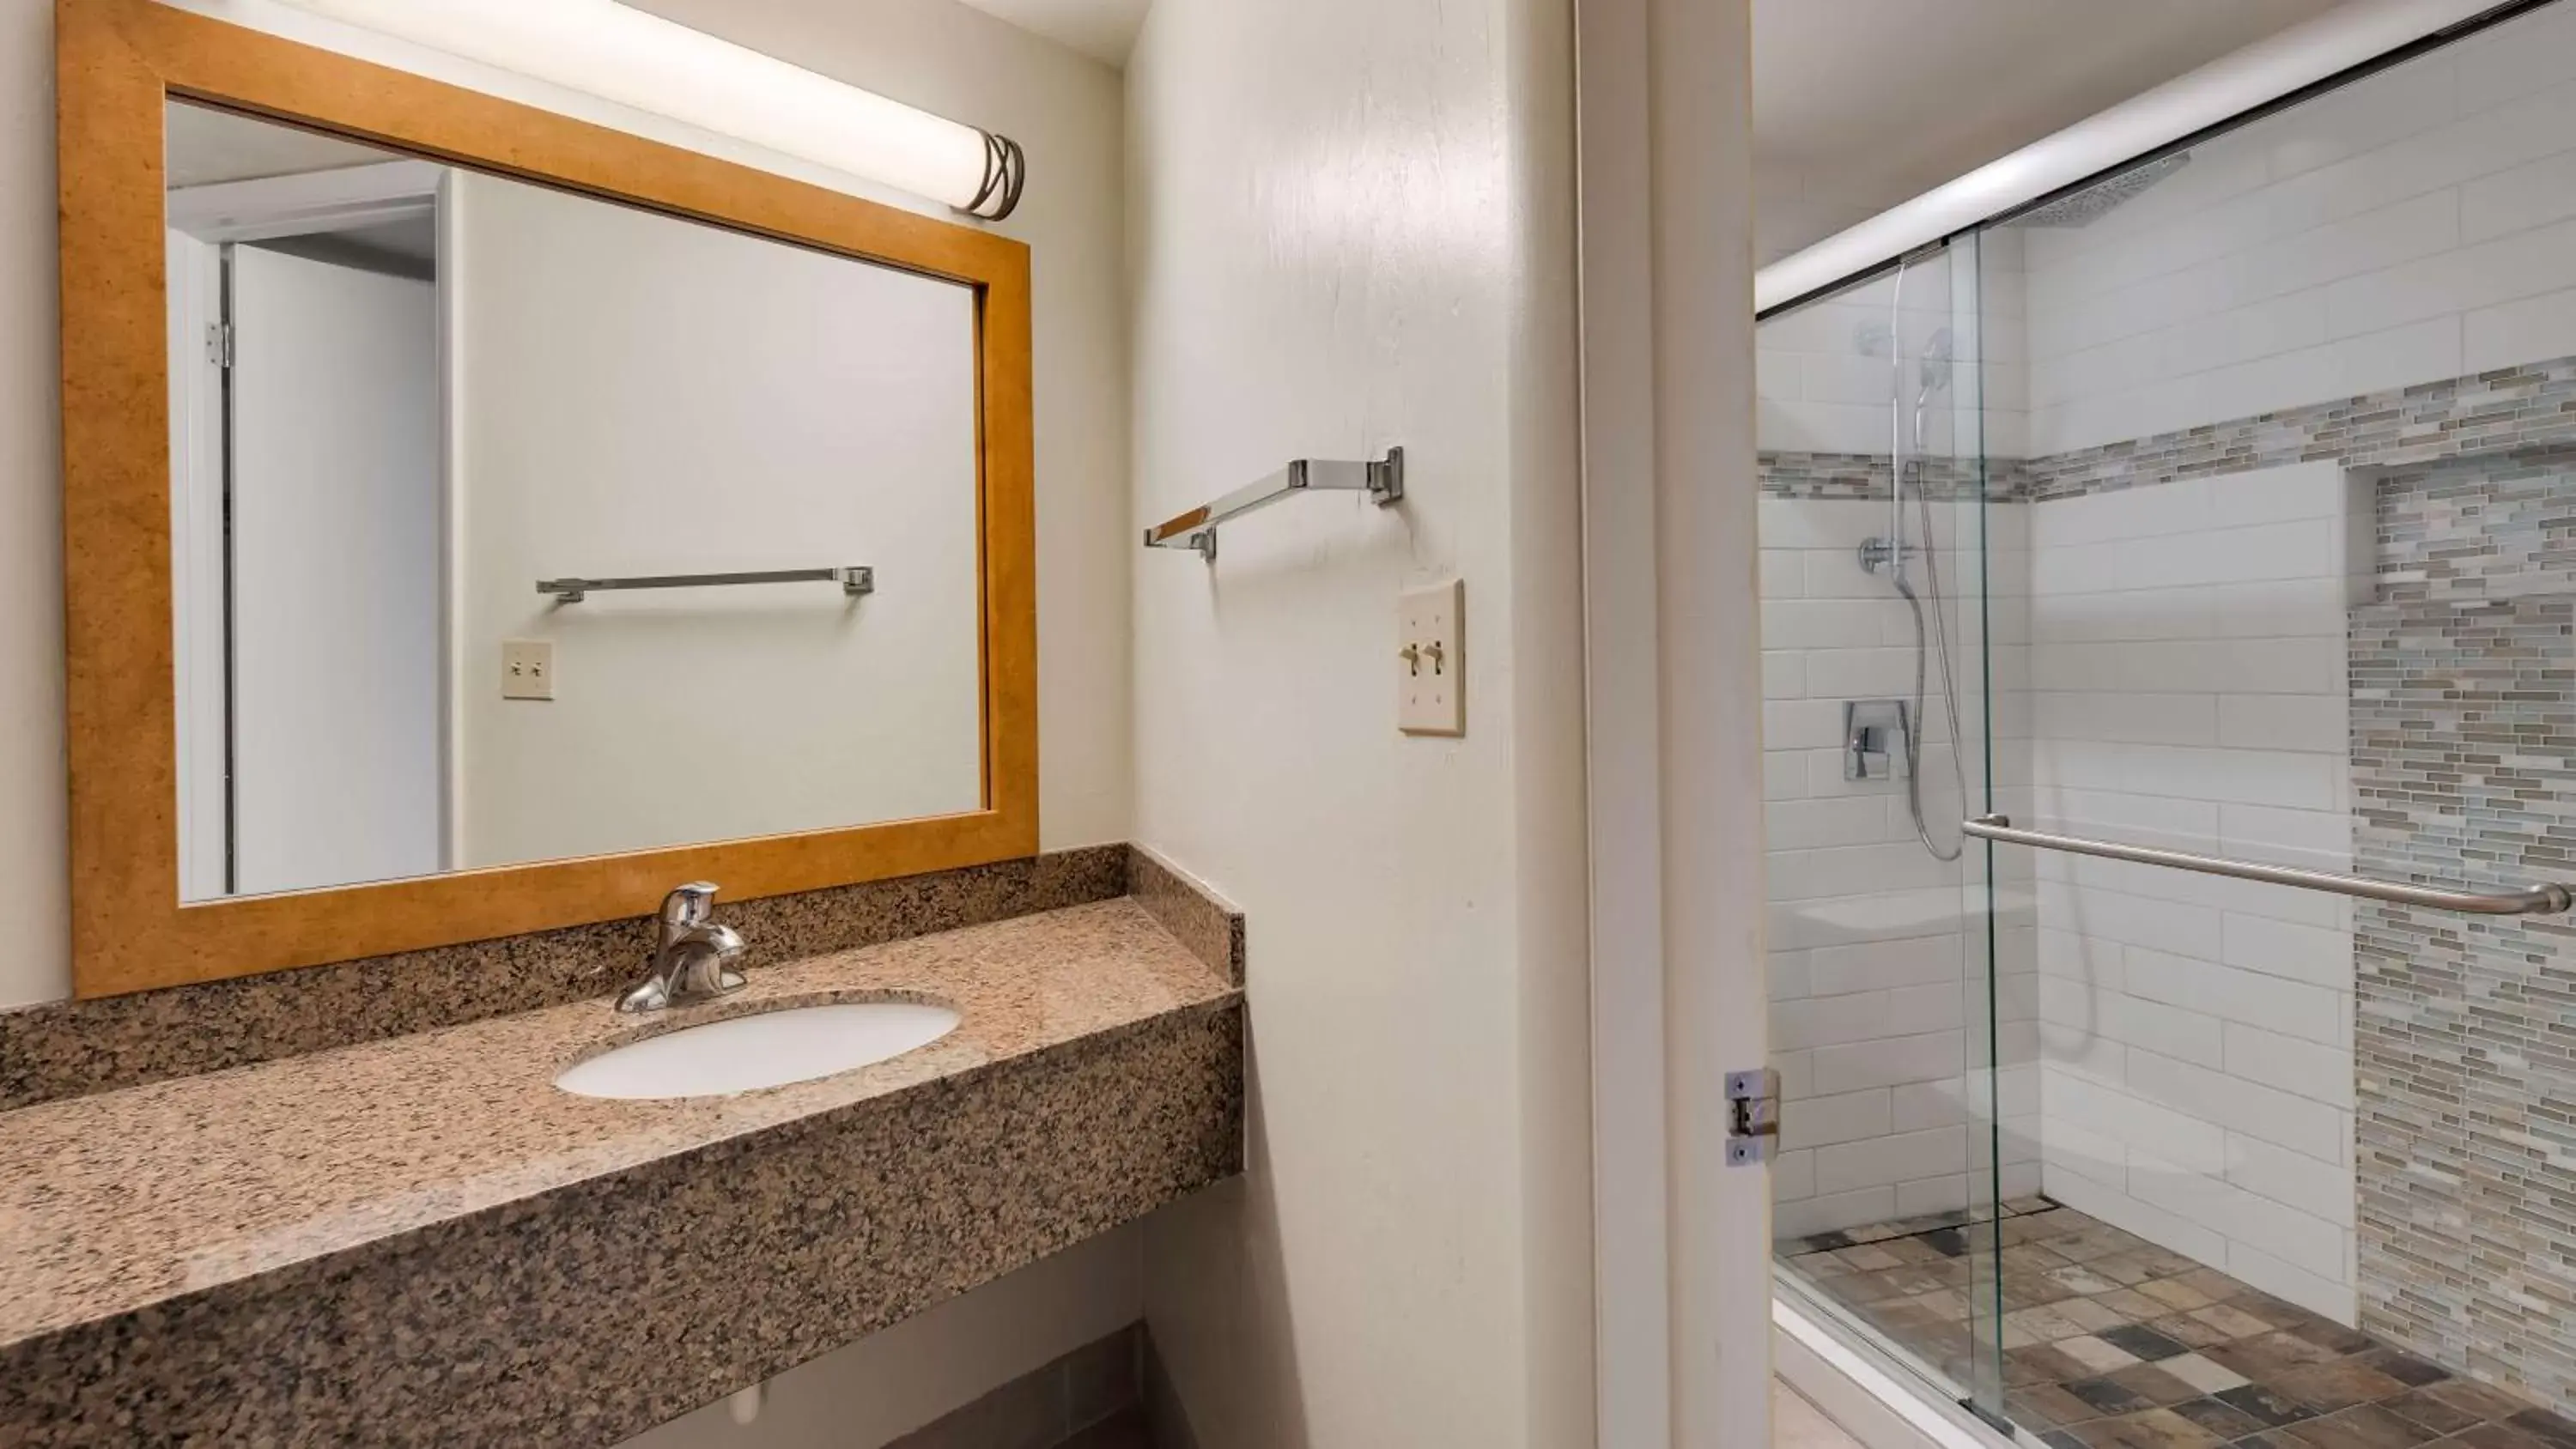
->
659;882;720;930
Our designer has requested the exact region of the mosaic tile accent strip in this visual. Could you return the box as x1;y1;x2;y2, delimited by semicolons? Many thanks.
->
2352;579;2576;1415
1759;449;2025;501
2020;356;2576;502
1782;1201;2575;1449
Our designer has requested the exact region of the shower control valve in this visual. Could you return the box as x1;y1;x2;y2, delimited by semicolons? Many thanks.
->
1844;700;1911;782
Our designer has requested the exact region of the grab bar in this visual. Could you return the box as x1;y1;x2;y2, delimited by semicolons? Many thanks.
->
1963;813;2573;917
1144;448;1404;562
538;566;873;604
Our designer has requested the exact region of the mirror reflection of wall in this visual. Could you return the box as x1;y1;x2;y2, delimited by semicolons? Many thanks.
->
163;101;985;905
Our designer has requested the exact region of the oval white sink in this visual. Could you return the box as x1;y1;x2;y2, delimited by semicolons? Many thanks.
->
556;1001;961;1100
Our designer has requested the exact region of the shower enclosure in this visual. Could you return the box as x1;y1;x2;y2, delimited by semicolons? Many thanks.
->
1761;3;2576;1440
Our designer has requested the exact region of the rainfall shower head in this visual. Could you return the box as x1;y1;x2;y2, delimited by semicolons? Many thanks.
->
2017;152;2191;227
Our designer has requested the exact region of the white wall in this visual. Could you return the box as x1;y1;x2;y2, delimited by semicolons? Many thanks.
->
2026;461;2364;1323
1759;494;2039;1238
1122;0;1592;1440
447;170;982;867
2020;1;2576;455
0;0;66;1010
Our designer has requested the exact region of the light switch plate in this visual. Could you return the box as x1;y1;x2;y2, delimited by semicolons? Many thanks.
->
1399;579;1463;737
501;639;555;700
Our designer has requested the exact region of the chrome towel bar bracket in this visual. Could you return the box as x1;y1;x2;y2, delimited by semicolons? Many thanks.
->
538;566;874;604
1965;813;2573;916
1144;447;1405;562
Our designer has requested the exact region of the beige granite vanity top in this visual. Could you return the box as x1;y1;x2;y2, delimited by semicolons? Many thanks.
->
0;898;1233;1354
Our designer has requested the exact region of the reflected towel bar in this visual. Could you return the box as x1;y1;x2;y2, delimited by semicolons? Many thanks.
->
1964;813;2573;916
538;566;874;604
1144;447;1405;562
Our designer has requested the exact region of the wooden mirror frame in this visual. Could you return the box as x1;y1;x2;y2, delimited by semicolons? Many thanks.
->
57;0;1037;997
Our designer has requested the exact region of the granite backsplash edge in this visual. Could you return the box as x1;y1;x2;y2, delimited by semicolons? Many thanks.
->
0;842;1244;1111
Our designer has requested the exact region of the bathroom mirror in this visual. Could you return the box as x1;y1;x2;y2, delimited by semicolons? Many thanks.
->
60;0;1036;996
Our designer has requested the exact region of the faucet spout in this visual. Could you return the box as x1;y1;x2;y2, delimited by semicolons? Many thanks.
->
618;883;750;1013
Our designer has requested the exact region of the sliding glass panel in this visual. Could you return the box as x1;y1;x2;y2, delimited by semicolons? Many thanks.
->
1963;4;2576;1440
1757;237;2012;1421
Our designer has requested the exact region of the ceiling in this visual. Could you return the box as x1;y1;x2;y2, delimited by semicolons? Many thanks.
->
950;0;1147;65
1753;0;2354;260
165;100;403;188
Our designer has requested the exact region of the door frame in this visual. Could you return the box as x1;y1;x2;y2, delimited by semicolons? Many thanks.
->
163;159;453;892
1577;0;1771;1445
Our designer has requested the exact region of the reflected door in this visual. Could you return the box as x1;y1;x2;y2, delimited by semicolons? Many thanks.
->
226;243;444;895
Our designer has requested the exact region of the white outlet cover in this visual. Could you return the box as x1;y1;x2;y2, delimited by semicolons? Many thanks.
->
1399;578;1463;737
501;638;555;700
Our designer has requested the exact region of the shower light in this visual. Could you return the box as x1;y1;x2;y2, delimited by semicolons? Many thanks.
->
268;0;1025;220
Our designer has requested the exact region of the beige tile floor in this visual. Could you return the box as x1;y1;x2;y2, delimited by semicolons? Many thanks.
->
1780;1379;1866;1449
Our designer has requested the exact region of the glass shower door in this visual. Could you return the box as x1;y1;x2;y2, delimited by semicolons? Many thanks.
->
1756;233;2014;1422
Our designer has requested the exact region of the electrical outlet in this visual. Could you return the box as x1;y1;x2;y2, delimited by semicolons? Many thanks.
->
1398;579;1463;736
501;639;555;700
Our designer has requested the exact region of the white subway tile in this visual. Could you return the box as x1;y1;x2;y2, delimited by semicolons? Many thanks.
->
1773;1148;1816;1203
2223;1022;2354;1108
2217;694;2348;753
1892;1079;1970;1133
2227;1131;2356;1227
2127;1151;2350;1284
2225;1240;2359;1325
1763;598;1899;651
1766;796;1900;851
1771;950;1813;1002
2221;913;2354;992
1760;549;1806;600
2108;993;2227;1070
1765;750;1809;802
1779;1087;1895;1152
1774;1187;1896;1240
2464;282;2576;374
1777;1049;1814;1101
1808;933;1965;995
1811;1029;1965;1094
2123;1047;2348;1163
1897;1175;1974;1217
2124;949;2344;1046
1814;1125;1969;1195
1764;651;1806;700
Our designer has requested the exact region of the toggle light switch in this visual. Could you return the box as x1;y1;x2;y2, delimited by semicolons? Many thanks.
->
501;639;555;700
1399;579;1463;737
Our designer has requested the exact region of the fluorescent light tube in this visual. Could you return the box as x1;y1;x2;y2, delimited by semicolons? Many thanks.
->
270;0;1024;219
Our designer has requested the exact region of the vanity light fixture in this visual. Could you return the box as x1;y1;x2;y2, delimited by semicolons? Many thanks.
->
269;0;1026;220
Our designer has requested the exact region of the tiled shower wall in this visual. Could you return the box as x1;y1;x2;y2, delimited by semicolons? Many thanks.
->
2017;3;2576;457
2353;448;2576;1411
1759;487;2040;1238
2025;460;2369;1325
1762;355;2576;1413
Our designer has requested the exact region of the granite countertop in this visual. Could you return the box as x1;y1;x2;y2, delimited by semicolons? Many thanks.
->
0;895;1239;1434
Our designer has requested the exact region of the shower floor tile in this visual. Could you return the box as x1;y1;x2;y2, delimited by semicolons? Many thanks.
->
1779;1200;2576;1449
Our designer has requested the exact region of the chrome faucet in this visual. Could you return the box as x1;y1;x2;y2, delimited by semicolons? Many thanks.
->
617;882;748;1013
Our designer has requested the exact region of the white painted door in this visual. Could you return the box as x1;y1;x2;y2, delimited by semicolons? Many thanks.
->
227;244;442;895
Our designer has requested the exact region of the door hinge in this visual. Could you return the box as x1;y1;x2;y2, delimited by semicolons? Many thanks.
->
207;322;234;369
1725;1067;1779;1166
